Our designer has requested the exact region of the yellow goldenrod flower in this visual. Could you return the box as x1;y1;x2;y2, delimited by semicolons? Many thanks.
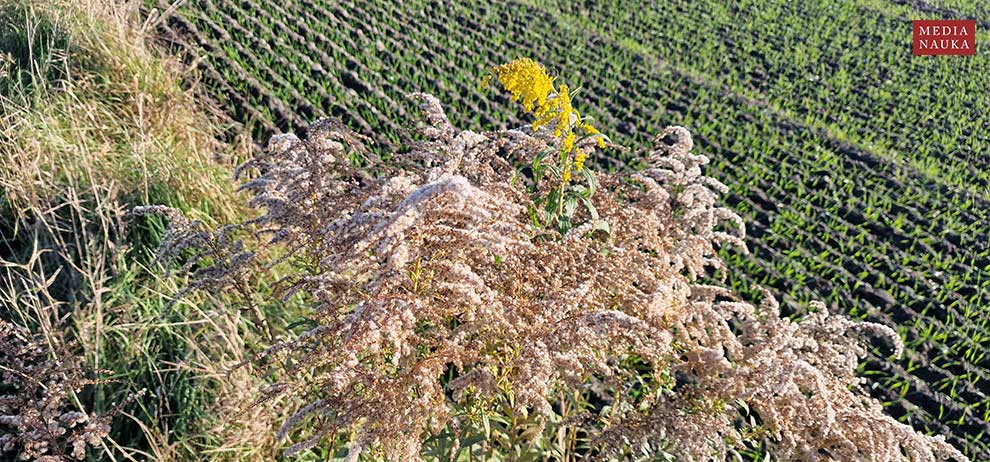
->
574;151;587;171
581;122;606;148
489;59;606;153
488;58;607;201
562;131;576;154
491;58;555;113
534;84;574;136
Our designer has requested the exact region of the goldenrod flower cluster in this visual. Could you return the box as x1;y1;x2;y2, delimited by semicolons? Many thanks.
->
574;151;587;171
533;83;573;137
487;58;554;113
488;59;607;182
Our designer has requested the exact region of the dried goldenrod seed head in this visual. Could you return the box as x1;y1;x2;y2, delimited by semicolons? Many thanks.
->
145;91;966;462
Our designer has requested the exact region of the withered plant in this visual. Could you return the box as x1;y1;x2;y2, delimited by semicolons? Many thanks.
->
141;71;966;460
0;320;116;461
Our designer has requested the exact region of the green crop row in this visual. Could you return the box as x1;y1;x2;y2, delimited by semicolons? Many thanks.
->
528;0;990;197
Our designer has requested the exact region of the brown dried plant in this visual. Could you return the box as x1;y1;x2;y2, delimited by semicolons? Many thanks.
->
141;93;967;461
0;320;114;461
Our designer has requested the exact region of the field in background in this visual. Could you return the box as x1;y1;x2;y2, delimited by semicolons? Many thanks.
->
152;0;990;458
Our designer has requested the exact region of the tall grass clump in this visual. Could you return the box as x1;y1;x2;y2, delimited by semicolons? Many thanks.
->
146;59;968;461
0;0;292;460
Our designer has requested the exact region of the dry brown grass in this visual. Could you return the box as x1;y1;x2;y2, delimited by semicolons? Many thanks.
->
0;1;292;460
0;0;244;224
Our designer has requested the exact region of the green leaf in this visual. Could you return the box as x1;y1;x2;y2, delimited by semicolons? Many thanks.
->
286;318;319;330
563;196;578;218
527;206;542;228
580;197;599;220
532;154;543;176
460;433;486;448
581;167;597;195
591;220;610;235
545;188;561;217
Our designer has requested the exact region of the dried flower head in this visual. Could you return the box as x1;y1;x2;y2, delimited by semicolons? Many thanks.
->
0;321;113;461
146;93;967;462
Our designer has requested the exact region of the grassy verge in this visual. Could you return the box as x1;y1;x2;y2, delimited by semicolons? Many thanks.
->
0;0;294;460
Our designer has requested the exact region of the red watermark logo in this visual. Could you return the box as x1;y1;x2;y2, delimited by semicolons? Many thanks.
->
913;20;976;55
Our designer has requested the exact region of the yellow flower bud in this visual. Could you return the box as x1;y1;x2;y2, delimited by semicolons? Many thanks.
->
574;151;587;171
